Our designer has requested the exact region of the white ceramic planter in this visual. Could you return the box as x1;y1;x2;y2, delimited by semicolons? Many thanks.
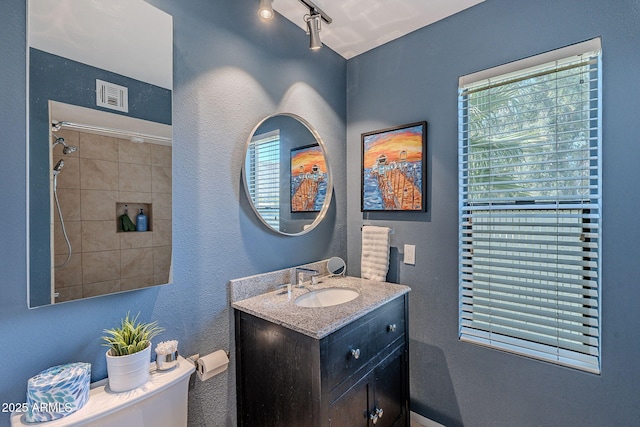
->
105;344;151;392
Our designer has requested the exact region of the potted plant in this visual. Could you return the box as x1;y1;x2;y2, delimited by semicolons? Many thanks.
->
102;312;164;392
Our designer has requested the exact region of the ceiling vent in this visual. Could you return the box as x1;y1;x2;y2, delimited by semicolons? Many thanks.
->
96;79;129;113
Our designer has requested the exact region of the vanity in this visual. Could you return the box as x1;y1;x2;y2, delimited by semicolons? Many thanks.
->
232;275;410;427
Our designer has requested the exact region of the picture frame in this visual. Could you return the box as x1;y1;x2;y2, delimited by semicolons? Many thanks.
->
361;121;427;212
290;143;328;213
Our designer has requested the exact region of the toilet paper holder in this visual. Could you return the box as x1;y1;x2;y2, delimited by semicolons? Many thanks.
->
186;350;230;382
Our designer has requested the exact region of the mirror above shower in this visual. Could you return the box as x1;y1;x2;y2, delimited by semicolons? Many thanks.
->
242;113;333;236
27;0;173;308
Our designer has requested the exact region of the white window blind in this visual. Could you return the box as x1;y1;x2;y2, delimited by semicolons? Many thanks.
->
247;131;280;230
458;39;602;373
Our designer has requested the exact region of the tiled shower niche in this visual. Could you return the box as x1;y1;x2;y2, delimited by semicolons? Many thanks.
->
52;128;172;303
116;202;153;232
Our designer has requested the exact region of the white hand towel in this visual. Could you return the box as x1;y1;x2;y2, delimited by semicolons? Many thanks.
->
361;225;390;281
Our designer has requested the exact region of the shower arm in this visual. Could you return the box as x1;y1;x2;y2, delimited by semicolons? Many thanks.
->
51;135;78;155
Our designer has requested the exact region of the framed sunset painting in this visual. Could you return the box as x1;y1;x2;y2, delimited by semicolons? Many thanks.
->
361;121;427;212
290;143;328;213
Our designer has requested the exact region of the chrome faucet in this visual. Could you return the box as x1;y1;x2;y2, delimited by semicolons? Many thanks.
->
295;267;319;288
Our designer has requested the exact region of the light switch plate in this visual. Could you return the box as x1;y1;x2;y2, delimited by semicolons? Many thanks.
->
404;244;416;265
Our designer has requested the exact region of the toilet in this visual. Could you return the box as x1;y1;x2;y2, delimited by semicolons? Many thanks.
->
11;356;195;427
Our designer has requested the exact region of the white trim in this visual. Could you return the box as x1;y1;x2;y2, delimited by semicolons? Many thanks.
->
25;0;32;308
251;129;279;143
50;101;172;145
459;37;601;88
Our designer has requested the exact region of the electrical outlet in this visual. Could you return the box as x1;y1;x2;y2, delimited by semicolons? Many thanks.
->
404;244;416;265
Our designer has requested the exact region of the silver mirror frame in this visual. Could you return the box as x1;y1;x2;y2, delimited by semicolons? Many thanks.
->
242;113;333;236
327;257;346;276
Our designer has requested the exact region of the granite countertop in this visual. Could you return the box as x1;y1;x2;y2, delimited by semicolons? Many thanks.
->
231;276;411;339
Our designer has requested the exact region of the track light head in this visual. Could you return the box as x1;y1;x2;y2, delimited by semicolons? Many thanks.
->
305;12;322;50
258;0;274;21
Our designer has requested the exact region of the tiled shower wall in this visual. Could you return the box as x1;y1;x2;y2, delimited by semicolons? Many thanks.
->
52;128;172;302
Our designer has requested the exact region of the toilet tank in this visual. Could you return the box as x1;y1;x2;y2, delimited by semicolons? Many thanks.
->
11;356;195;427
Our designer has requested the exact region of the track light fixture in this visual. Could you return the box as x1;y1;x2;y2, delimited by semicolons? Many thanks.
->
304;12;322;50
298;0;331;50
258;0;331;50
258;0;274;21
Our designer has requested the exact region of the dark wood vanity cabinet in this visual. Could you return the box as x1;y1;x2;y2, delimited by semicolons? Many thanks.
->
235;295;409;427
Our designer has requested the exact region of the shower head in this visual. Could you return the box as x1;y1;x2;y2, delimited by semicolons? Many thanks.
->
52;135;78;155
53;159;64;176
63;145;78;154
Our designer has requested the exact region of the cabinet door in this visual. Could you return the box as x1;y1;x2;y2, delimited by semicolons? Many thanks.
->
328;380;370;427
371;348;406;427
236;312;319;427
328;349;406;427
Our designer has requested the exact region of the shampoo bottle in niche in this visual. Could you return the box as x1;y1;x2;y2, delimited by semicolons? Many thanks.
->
136;208;148;232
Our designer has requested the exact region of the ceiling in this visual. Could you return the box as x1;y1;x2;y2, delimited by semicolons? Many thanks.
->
29;0;172;89
273;0;485;59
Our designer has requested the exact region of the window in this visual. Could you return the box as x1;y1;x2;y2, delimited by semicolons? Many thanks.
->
246;130;280;230
458;39;602;373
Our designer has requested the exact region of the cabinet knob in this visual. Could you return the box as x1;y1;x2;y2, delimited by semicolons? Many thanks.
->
387;324;397;332
369;407;383;424
350;348;361;359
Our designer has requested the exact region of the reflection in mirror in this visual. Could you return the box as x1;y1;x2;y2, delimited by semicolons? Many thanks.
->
327;257;346;276
28;0;173;308
243;114;333;236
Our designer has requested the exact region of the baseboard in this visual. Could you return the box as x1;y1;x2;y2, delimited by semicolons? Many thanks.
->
410;411;446;427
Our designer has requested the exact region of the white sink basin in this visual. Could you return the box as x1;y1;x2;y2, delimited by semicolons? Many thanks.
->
295;287;360;308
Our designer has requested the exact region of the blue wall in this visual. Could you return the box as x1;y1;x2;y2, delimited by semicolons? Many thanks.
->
347;0;640;425
0;0;346;425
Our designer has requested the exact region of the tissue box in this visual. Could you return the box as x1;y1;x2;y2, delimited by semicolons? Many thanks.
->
25;362;91;423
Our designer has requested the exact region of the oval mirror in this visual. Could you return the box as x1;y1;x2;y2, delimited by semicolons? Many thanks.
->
327;257;346;276
242;113;333;236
